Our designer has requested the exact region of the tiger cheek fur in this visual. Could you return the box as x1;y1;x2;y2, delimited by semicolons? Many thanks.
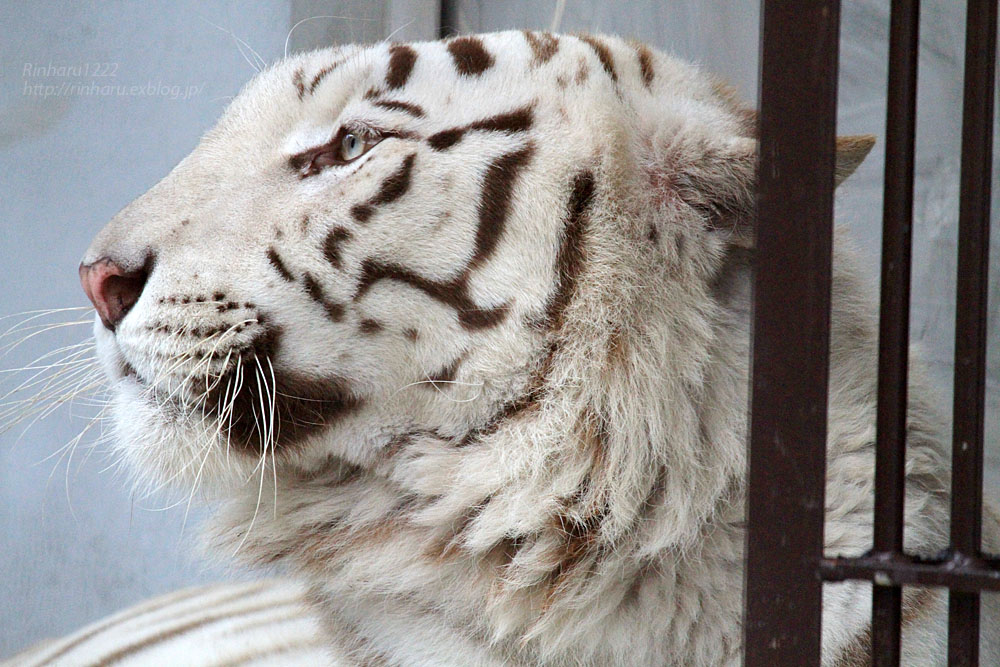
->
81;31;984;666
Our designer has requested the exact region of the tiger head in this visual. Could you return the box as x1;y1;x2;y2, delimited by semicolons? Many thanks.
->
81;31;872;659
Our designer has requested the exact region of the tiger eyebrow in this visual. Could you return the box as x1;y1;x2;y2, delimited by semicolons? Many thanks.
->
363;87;425;118
426;105;534;151
371;99;425;118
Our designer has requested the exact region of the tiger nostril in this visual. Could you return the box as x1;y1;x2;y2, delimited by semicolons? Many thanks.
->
79;257;152;332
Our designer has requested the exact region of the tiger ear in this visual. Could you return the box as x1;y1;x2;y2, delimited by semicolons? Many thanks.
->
834;134;876;186
693;133;876;198
652;132;876;248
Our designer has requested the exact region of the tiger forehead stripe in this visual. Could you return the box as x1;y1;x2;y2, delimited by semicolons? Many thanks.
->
386;44;417;89
447;36;495;76
428;106;534;151
308;60;342;95
577;35;618;83
523;30;560;66
633;42;655;88
292;67;305;100
351;153;417;223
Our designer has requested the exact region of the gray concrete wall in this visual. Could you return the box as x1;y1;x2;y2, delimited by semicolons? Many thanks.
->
0;1;292;654
1;0;997;657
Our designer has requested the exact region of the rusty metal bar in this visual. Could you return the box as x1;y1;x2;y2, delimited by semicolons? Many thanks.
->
821;553;1000;593
948;0;998;663
871;0;921;663
744;1;841;664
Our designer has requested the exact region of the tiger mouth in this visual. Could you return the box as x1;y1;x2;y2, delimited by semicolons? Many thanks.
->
126;327;362;453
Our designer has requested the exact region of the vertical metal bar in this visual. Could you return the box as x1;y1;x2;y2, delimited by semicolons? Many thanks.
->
438;0;457;38
872;1;921;664
385;0;443;41
744;1;840;665
948;0;997;664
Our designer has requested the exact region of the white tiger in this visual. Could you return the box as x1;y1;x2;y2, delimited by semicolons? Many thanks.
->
3;580;329;666
16;31;1000;665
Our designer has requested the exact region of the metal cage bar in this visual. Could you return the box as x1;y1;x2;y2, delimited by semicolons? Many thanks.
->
871;0;921;663
748;0;999;664
743;1;841;664
948;0;998;663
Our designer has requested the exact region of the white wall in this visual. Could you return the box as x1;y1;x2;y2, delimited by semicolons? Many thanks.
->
1;0;997;657
0;0;292;654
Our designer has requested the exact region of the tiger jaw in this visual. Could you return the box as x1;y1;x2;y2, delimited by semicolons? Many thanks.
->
98;315;362;458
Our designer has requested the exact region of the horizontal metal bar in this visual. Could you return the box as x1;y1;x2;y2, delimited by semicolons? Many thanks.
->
820;552;1000;592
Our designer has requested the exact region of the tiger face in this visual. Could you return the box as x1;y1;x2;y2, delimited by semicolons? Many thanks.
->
82;31;747;492
77;31;902;664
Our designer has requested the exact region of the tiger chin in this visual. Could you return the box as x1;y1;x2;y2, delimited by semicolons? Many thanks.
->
79;31;997;666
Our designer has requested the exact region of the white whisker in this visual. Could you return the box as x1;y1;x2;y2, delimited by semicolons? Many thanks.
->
266;356;279;517
198;16;265;73
390;377;485;403
284;15;355;59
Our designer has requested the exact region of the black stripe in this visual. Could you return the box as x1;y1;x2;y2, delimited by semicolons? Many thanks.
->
428;106;534;151
542;171;595;328
386;44;417;89
302;273;345;322
373;99;425;117
267;248;294;281
351;153;417;223
471;144;534;268
427;128;464;152
309;61;341;94
355;260;508;331
523;31;560;65
578;35;618;83
634;43;655;88
359;318;383;334
446;36;494;76
426;355;463;389
323;227;352;269
370;153;416;206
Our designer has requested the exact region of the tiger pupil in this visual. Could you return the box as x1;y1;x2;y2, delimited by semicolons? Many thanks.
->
341;133;361;160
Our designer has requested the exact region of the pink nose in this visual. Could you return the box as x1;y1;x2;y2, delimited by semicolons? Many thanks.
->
79;258;149;331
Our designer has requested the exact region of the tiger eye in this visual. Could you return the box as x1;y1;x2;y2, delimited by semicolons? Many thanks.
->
340;133;365;161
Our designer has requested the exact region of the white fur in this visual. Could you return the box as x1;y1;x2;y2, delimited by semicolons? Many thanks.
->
81;32;997;665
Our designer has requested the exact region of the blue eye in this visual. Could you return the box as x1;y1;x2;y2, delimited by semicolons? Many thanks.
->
292;128;381;177
340;132;365;160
